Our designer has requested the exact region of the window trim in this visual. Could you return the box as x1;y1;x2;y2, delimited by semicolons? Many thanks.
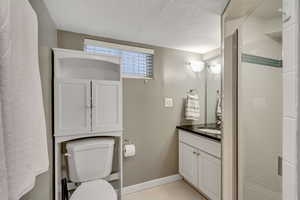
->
84;39;154;55
122;74;153;80
84;39;154;79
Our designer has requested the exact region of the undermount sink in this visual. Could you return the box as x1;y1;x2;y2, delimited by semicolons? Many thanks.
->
197;128;221;135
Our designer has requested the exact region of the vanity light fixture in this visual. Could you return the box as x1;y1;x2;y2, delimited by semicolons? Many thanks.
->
186;60;205;72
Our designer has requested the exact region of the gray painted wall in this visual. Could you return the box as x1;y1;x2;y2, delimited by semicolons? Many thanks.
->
57;30;205;186
21;0;57;200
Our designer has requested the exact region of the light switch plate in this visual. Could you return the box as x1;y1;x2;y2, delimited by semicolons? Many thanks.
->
164;98;173;107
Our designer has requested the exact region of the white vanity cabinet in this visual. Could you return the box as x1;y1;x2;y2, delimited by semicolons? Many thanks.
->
179;130;221;200
179;142;198;186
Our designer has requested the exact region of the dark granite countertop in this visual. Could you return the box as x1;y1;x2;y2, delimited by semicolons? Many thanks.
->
176;124;222;142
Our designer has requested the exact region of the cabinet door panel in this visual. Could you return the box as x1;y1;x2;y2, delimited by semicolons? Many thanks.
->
199;152;221;200
55;79;91;136
92;80;122;132
179;142;198;187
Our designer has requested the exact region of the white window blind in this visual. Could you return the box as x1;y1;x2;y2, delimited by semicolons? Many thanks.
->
84;39;154;79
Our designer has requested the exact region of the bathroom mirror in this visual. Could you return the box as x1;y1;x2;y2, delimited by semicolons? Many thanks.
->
205;56;222;125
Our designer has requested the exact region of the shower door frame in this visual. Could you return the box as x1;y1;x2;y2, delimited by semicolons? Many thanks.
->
221;1;288;199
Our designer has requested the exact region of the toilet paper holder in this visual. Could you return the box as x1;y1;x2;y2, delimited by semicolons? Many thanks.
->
123;139;136;157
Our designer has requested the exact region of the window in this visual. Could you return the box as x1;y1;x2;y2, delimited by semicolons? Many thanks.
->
84;39;154;79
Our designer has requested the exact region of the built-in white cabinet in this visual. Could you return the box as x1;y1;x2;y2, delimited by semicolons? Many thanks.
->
179;130;221;200
53;48;123;200
53;48;122;137
55;80;122;135
92;80;122;132
55;79;91;136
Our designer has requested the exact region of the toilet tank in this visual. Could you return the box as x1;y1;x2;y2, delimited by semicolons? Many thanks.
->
66;138;115;183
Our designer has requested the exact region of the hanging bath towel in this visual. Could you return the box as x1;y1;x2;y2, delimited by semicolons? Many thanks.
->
185;93;200;120
0;0;49;199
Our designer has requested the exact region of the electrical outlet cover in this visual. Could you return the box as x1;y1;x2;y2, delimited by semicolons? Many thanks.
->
164;98;173;107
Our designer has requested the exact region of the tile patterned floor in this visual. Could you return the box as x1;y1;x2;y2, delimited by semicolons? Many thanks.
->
124;180;207;200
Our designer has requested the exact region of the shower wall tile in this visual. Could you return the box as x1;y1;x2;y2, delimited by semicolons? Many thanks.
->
283;117;297;164
282;0;298;199
283;0;298;28
283;25;297;73
283;72;297;118
283;161;297;200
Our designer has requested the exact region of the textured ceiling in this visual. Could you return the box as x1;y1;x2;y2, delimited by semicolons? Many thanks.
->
43;0;229;53
224;0;263;20
225;0;282;20
252;0;282;19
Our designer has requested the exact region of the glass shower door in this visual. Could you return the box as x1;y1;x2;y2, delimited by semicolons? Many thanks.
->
238;0;282;199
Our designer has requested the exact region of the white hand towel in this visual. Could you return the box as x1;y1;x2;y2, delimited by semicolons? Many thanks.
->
185;93;200;120
0;0;49;199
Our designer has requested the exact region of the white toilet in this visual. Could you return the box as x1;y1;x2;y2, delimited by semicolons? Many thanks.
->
66;138;117;200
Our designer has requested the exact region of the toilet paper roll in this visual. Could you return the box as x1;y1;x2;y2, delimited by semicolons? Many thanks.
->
124;144;136;157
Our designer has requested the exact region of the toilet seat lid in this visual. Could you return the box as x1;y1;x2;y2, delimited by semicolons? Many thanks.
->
70;179;117;200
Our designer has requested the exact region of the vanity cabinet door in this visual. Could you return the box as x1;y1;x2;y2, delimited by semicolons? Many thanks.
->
54;79;91;136
179;142;198;187
198;152;221;200
92;80;122;133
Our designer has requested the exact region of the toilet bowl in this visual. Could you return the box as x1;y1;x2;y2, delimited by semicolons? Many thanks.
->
70;180;117;200
66;138;117;200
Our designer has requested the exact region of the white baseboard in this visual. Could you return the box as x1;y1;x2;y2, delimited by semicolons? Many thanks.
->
123;174;182;195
